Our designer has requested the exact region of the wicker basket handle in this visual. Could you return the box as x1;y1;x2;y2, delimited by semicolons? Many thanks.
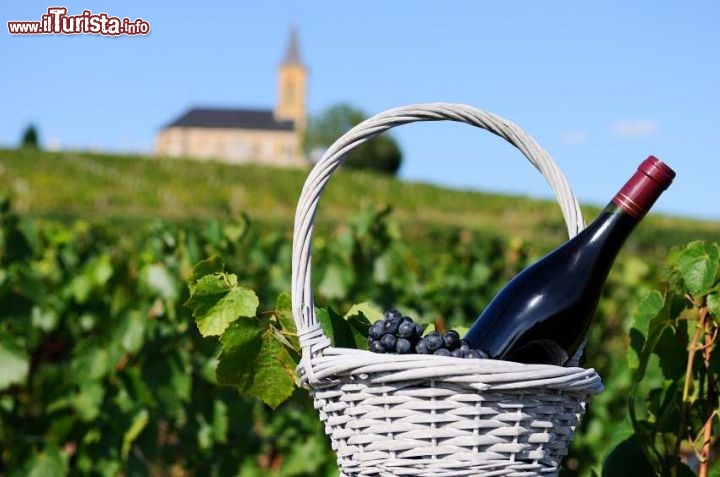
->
291;103;585;379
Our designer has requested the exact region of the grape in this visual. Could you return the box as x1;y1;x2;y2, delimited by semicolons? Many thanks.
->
384;309;403;321
396;338;412;354
380;334;397;352
368;322;383;340
424;332;444;352
465;349;489;359
369;340;385;353
398;318;416;339
382;316;402;335
367;309;476;359
415;338;430;354
443;330;460;349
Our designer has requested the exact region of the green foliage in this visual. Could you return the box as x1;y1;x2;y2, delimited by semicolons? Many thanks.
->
20;124;40;149
185;256;376;410
0;199;338;476
185;269;259;336
304;103;402;174
602;434;658;477
603;241;720;476
187;259;299;409
0;337;30;390
1;179;719;476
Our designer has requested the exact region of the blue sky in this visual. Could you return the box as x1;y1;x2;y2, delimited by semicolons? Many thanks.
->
2;2;719;220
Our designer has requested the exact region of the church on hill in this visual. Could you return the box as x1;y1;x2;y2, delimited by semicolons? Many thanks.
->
154;28;308;167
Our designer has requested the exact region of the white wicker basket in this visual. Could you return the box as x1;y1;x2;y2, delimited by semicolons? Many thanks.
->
291;103;604;476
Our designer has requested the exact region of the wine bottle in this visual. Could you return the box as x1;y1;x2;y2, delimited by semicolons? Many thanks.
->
463;156;676;366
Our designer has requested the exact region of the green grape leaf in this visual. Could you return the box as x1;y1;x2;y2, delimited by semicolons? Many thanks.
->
672;241;719;296
274;293;298;335
121;409;149;459
0;337;29;391
73;382;105;422
707;292;720;318
345;311;373;351
279;432;329;475
185;273;259;337
311;303;389;351
344;302;383;351
318;263;351;299
654;318;687;380
454;324;470;336
139;263;179;300
345;301;384;323
188;256;225;292
631;290;664;336
602;434;656;477
627;328;644;370
72;345;111;383
316;307;355;349
212;399;228;444
649;381;681;433
677;463;700;477
215;320;262;387
197;414;214;451
223;214;250;242
143;349;192;415
216;319;296;409
68;254;113;304
116;310;146;353
628;291;665;379
244;328;298;409
629;290;687;380
21;445;65;477
31;306;59;332
272;293;300;357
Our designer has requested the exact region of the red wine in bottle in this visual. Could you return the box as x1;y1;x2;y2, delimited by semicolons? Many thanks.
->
463;156;676;366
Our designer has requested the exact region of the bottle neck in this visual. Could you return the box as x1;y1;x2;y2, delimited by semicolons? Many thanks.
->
585;201;639;252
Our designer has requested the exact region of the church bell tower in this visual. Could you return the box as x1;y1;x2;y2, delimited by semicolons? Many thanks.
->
275;26;307;132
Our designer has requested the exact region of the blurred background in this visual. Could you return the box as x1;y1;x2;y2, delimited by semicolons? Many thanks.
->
1;2;719;476
2;1;719;217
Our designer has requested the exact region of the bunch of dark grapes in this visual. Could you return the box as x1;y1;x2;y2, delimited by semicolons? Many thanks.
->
368;309;488;359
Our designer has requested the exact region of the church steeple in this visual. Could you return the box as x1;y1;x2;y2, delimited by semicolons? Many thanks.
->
283;26;302;66
275;26;307;132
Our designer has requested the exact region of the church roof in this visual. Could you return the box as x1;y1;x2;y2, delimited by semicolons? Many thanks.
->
164;108;295;131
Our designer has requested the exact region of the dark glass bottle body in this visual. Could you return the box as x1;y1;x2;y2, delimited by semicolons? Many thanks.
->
463;157;675;365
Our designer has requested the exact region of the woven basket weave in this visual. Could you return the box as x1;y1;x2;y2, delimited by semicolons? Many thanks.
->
291;103;604;476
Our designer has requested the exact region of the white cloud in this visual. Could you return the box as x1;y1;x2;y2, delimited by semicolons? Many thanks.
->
612;120;657;138
559;129;588;144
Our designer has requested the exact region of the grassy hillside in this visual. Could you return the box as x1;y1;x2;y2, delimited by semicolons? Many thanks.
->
1;147;718;252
